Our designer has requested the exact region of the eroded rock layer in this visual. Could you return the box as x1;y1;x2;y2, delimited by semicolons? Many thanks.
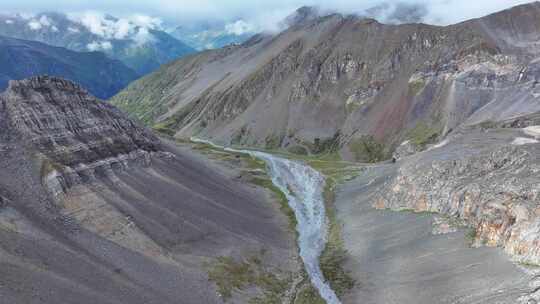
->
0;76;299;304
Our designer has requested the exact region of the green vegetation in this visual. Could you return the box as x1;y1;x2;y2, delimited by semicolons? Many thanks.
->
349;135;386;163
465;227;477;245
287;146;309;156
319;179;356;298
207;253;291;302
265;134;283;150
250;176;297;231
312;133;341;155
408;79;426;96
152;123;177;137
39;157;64;179
294;285;326;304
478;120;498;130
407;122;442;149
517;261;540;268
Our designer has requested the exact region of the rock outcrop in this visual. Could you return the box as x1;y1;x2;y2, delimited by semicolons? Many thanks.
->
0;76;299;304
376;124;540;268
111;2;540;161
1;76;162;194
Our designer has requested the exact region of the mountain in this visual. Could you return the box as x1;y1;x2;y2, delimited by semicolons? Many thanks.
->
111;2;540;161
0;35;138;98
171;20;255;50
0;12;196;75
0;76;299;304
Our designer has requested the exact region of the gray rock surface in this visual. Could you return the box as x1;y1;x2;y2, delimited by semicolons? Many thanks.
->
112;2;540;161
0;76;299;304
335;162;532;303
333;119;540;303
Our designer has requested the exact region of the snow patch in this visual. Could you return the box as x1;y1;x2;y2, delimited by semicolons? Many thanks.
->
399;140;411;146
512;137;539;146
523;126;540;138
27;20;42;30
429;139;449;150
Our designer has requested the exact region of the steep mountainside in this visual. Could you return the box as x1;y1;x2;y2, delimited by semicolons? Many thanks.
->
0;35;138;99
0;12;196;75
112;2;540;161
0;76;299;304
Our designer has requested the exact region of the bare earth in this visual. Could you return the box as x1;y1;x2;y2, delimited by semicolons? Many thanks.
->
335;163;532;304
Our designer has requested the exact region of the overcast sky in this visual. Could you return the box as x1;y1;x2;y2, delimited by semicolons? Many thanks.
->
0;0;533;28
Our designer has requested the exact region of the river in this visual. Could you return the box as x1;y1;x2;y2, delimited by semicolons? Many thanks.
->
191;138;341;304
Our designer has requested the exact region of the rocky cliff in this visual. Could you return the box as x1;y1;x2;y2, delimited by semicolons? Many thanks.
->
2;76;161;192
369;118;540;302
111;2;540;161
0;76;299;304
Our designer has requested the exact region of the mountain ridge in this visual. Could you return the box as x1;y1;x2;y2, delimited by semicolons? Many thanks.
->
0;35;138;98
111;2;540;161
0;12;196;75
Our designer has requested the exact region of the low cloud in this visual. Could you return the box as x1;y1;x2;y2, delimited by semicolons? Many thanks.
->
3;0;534;35
27;15;53;30
87;40;113;51
225;20;256;35
69;12;162;44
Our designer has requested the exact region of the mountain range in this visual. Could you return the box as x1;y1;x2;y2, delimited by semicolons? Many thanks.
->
0;35;138;99
4;2;540;304
111;2;540;162
0;12;196;75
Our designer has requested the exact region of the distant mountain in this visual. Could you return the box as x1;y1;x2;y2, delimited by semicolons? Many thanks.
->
0;35;138;99
0;12;196;75
112;2;540;161
171;20;255;50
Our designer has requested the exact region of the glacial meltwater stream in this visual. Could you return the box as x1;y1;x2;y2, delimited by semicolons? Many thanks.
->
191;138;341;304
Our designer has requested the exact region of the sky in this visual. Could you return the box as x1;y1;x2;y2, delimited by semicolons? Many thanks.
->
0;0;534;32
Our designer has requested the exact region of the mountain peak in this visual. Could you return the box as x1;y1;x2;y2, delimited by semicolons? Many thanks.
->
285;6;321;27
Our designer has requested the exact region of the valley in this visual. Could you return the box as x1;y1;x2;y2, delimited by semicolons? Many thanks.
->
2;1;540;304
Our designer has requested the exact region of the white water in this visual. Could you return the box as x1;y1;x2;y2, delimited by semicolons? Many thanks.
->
191;138;341;304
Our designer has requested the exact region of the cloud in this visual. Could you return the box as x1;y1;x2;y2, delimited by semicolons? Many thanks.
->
27;19;41;30
69;11;160;44
27;14;54;30
133;27;155;45
3;0;534;33
225;20;256;35
67;26;80;33
5;20;13;24
87;40;113;51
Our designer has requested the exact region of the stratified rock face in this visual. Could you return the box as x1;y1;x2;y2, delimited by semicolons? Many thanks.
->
4;76;160;160
0;76;298;304
1;76;161;191
111;2;540;160
375;125;540;267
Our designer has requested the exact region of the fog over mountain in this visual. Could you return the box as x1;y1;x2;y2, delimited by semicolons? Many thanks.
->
1;1;533;35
